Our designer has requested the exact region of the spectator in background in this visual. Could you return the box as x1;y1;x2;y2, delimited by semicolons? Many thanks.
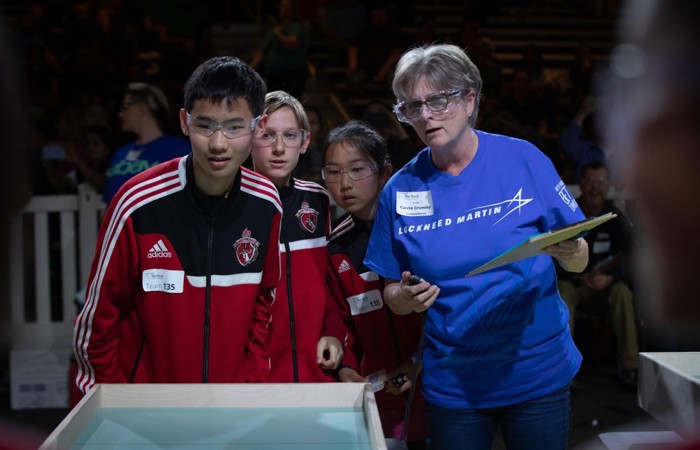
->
360;101;417;171
483;68;552;150
557;161;638;392
345;3;410;97
102;82;190;206
520;44;547;89
414;14;441;46
292;105;325;182
456;18;482;51
83;97;112;130
139;0;213;91
71;126;115;192
320;0;367;53
569;44;597;103
558;95;606;183
498;68;551;136
148;0;212;53
251;0;309;99
469;36;505;121
16;3;63;110
42;125;114;194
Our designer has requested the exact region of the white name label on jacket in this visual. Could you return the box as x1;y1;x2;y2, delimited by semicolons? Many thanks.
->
346;289;383;315
396;191;434;216
143;269;185;293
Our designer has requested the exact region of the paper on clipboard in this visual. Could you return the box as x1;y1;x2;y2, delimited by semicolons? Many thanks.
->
466;212;618;277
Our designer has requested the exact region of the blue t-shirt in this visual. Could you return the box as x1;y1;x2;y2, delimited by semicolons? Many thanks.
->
103;134;191;205
364;130;584;409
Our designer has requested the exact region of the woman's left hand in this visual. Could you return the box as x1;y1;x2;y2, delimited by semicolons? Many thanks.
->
544;237;589;273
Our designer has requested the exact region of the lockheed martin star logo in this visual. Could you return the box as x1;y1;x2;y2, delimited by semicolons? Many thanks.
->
466;188;534;225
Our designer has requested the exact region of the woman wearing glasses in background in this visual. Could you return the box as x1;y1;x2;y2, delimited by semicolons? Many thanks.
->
364;43;589;450
102;82;191;206
250;90;345;383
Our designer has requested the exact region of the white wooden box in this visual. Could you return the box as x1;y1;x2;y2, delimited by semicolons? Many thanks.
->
40;383;387;450
639;352;700;440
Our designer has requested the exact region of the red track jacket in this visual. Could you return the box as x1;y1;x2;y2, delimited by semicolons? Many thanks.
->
266;179;346;382
327;214;428;442
73;156;282;393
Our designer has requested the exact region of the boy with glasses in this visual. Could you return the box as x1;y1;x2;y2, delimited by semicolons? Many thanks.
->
250;90;345;382
74;57;282;395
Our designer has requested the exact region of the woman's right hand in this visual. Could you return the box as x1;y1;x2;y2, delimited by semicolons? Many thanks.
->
383;272;440;314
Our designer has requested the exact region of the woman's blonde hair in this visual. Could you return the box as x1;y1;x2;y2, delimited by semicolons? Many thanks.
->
125;82;171;130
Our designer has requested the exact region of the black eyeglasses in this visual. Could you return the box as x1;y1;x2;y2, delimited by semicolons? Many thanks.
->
393;89;468;123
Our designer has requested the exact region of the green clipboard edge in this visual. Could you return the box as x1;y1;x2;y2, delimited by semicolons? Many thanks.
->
466;212;618;277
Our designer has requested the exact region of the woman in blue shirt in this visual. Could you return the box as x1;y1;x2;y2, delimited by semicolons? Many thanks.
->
364;43;589;450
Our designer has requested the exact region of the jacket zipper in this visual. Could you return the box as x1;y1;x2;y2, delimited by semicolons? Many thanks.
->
282;226;299;382
202;214;214;382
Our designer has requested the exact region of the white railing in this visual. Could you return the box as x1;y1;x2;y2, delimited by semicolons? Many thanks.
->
5;183;104;408
6;183;103;338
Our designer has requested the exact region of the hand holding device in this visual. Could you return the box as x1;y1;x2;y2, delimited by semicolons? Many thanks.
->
390;373;409;389
391;271;439;314
408;274;426;286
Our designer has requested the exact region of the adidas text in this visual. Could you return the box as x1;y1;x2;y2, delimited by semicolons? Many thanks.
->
148;251;172;258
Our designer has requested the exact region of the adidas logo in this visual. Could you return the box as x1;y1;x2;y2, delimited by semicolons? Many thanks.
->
337;260;351;273
147;239;172;258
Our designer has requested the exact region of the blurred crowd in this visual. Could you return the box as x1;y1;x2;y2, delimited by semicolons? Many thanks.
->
6;0;613;201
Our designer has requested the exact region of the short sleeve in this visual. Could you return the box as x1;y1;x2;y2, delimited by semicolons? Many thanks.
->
364;186;404;281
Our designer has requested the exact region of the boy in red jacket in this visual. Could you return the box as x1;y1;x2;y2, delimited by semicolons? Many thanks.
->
250;90;345;382
73;56;281;394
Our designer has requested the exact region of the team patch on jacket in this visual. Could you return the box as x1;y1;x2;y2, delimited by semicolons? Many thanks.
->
295;201;319;233
234;228;260;266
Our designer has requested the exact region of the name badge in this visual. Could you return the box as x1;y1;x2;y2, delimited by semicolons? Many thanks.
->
396;191;434;216
346;289;383;315
126;148;143;161
143;269;184;293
